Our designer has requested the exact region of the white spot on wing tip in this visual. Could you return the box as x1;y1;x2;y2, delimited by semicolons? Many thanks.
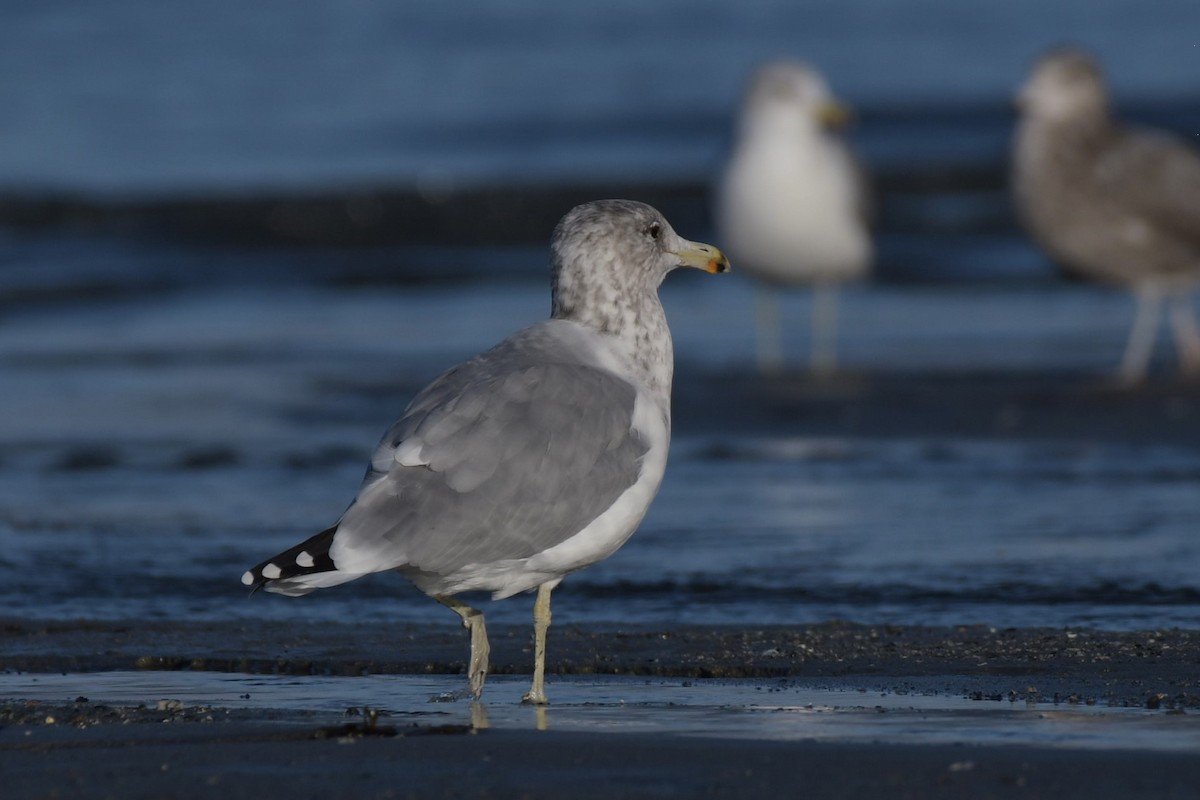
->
241;571;255;586
262;563;282;580
296;551;314;568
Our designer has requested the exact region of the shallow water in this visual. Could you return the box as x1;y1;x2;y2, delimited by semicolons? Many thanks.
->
3;671;1197;752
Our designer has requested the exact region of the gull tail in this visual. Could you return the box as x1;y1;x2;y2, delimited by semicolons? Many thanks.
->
242;525;360;597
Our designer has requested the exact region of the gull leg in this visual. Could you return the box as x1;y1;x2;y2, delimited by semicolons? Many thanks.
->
811;282;839;377
437;595;490;700
522;582;554;705
1167;291;1200;377
1117;286;1163;384
755;286;784;374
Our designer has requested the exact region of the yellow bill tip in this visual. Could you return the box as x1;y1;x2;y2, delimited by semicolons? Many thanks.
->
676;241;730;274
818;101;853;129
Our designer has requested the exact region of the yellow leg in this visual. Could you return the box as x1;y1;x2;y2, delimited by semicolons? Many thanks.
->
437;595;490;700
521;583;554;705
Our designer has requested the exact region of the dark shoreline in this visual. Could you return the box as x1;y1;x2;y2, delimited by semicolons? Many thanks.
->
4;619;1198;709
4;619;1200;798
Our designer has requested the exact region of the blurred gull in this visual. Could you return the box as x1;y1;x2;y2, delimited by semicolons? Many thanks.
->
1013;48;1200;383
716;61;873;375
243;200;728;703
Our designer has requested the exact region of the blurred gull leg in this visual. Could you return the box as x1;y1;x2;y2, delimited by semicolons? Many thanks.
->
755;286;784;374
1168;291;1200;376
811;282;839;376
1119;285;1164;384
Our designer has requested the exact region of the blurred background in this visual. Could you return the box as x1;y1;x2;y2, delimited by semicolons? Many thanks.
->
1;0;1198;633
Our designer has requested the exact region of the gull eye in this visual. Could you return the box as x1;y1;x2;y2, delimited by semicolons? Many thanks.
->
646;222;661;241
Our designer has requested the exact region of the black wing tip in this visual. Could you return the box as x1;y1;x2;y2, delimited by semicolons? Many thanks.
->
241;525;340;593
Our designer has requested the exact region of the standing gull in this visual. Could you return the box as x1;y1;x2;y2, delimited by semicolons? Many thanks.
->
1013;48;1200;383
242;200;728;703
716;61;873;375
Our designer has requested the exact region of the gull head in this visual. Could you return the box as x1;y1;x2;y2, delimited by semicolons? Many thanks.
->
551;200;728;321
737;61;852;140
1017;48;1109;124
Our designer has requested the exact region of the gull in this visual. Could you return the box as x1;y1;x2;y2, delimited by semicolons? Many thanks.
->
716;60;873;375
242;200;728;703
1013;47;1200;383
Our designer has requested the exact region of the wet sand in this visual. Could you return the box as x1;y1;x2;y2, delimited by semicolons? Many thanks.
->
5;717;1200;800
4;619;1200;708
3;620;1199;799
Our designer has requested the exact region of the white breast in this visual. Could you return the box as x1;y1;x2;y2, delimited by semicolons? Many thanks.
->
720;132;870;285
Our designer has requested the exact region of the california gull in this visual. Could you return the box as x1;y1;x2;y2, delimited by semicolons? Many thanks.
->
1013;47;1200;383
242;200;728;703
716;61;873;374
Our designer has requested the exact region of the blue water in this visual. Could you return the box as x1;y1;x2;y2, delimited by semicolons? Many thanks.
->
2;274;1199;630
2;0;1199;192
1;2;1199;633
